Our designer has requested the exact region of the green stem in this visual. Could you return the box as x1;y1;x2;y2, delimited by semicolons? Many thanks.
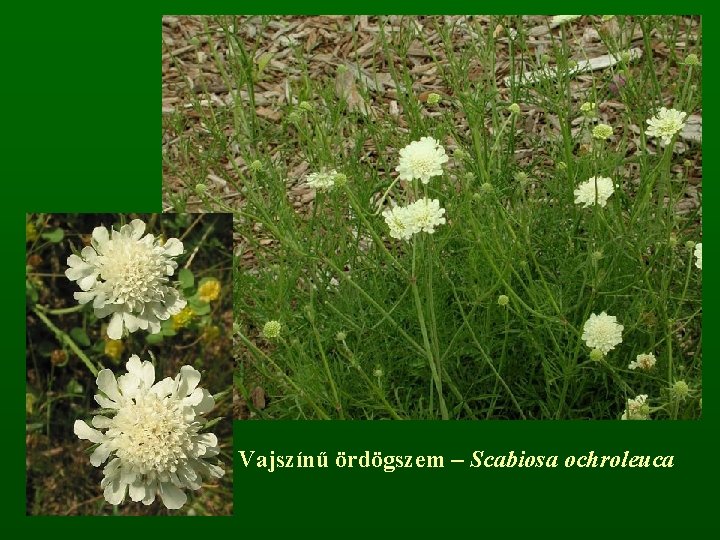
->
35;304;86;315
236;332;331;420
32;307;98;376
309;316;345;419
411;239;448;420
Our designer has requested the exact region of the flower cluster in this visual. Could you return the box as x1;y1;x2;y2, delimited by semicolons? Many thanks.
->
582;312;623;355
592;124;613;140
396;136;448;184
694;242;702;270
65;219;186;340
580;102;597;117
305;169;342;192
383;198;446;241
645;107;687;145
74;355;223;509
550;15;581;25
574;176;615;208
263;320;282;339
628;353;657;371
621;394;650;420
198;278;221;302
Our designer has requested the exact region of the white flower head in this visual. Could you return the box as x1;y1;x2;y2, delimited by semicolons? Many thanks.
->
574;176;615;208
382;198;446;241
628;353;657;371
550;15;582;26
645;107;687;145
382;205;415;241
305;169;340;192
74;355;224;509
621;394;650;420
406;198;446;234
694;242;702;270
582;311;623;354
65;219;187;340
396;136;449;184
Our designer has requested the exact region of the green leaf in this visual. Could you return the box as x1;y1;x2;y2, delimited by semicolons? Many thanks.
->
256;52;273;76
66;379;84;395
162;325;177;337
70;327;90;347
146;333;164;345
189;297;211;315
41;228;64;243
178;268;194;289
26;280;38;303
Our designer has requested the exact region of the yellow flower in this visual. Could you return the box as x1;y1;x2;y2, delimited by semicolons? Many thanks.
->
104;339;125;361
198;278;221;303
26;393;37;415
26;222;38;242
172;306;194;329
202;325;221;343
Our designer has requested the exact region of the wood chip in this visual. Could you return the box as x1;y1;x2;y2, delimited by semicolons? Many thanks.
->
335;69;369;115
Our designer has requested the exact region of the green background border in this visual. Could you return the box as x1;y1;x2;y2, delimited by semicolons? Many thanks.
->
10;2;713;533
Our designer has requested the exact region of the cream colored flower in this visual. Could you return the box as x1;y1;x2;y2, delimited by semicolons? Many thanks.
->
621;394;650;420
628;353;656;371
396;136;448;184
382;198;446;240
550;15;581;26
74;355;223;509
382;205;415;241
65;219;186;340
305;169;340;191
580;102;597;116
405;198;446;234
574;176;615;208
694;242;702;270
582;312;623;354
645;107;687;145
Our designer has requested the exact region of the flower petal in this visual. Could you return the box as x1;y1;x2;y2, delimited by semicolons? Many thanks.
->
107;312;124;340
159;482;187;510
193;389;215;415
94;394;118;409
163;238;184;257
178;365;201;397
128;481;147;502
141;480;157;505
91;415;113;429
77;274;97;291
96;369;122;402
74;291;96;305
129;219;146;240
90;441;114;466
74;420;104;443
123;312;140;333
126;355;155;388
103;478;127;506
92;226;109;247
150;377;175;398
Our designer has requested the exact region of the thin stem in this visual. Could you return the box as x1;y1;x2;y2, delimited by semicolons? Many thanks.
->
309;316;345;419
32;307;99;376
411;238;449;420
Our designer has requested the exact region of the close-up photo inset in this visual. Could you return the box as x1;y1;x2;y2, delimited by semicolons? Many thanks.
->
25;213;233;515
162;15;702;420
